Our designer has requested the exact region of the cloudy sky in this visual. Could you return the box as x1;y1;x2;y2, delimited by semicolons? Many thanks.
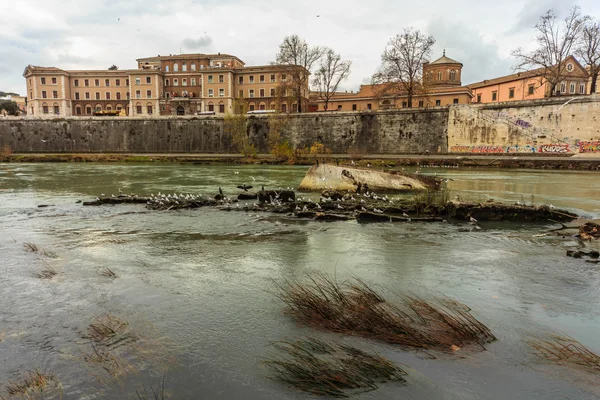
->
1;0;598;95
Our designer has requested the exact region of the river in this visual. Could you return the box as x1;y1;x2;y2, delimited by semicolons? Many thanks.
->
0;163;599;399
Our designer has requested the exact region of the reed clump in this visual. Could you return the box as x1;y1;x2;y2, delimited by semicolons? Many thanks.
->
135;375;167;400
273;273;496;352
529;335;600;373
33;265;58;279
99;267;117;279
23;242;57;258
4;370;63;399
83;314;138;349
265;337;406;397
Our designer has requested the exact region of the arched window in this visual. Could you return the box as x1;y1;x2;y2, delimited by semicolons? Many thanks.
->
191;63;196;71
174;79;178;86
270;102;276;110
165;79;170;86
75;106;82;115
174;63;179;72
182;62;187;72
165;65;169;72
182;78;187;86
438;71;442;81
106;105;112;110
95;104;102;112
449;70;456;81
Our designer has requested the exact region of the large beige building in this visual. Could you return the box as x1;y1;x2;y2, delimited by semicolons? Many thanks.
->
23;53;309;117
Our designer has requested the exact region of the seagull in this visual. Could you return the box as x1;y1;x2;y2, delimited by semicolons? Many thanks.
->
549;204;556;209
316;203;321;210
469;216;478;224
402;212;409;218
234;171;239;175
41;139;47;143
118;188;122;194
337;204;343;209
251;176;256;181
361;206;367;212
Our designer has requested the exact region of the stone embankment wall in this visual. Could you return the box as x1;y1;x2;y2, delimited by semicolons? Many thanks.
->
447;96;600;154
0;109;449;154
1;96;599;155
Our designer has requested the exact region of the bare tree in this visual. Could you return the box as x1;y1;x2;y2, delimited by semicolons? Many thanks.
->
372;28;435;108
312;49;352;111
108;65;118;70
275;35;324;113
577;20;600;93
511;7;588;95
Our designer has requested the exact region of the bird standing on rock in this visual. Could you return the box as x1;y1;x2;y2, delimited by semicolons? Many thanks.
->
219;187;224;196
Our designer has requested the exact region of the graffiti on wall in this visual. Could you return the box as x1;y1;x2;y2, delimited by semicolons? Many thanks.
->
578;141;600;153
450;143;573;154
515;119;532;129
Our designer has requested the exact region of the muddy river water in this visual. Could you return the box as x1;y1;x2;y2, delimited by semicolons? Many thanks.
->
0;163;599;399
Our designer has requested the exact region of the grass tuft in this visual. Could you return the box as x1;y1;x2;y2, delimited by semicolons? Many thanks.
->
529;335;600;373
5;370;63;399
23;242;58;258
265;337;407;397
33;265;58;279
99;267;117;279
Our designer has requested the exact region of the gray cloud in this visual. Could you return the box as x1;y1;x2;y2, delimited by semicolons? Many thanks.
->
182;36;213;51
508;0;578;34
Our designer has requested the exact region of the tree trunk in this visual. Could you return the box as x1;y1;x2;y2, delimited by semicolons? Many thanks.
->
591;73;598;94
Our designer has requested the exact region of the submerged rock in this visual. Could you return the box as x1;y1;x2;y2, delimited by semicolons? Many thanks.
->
298;164;439;192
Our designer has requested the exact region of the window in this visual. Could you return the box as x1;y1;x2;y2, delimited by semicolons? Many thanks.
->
74;79;79;87
174;63;179;72
30;91;32;99
259;89;265;97
249;104;255;111
208;75;213;83
96;92;100;100
135;77;141;85
260;75;265;83
402;101;407;108
146;77;152;84
136;105;142;114
270;74;276;83
249;89;254;98
86;106;92;115
449;70;456;81
509;88;515;99
191;63;196;71
492;91;497;101
75;93;80;100
476;94;481;102
182;62;187;72
29;78;32;86
219;74;224;83
52;90;58;98
41;77;46;84
174;79;178;86
570;83;576;94
208;89;214;97
147;90;152;98
116;92;121;100
208;103;214;112
270;88;275;97
76;106;82;115
367;103;372;110
85;92;90;99
453;98;459;104
249;76;254;83
136;90;141;99
105;79;110;87
182;78;187;86
84;79;89;87
42;105;49;114
281;74;287;81
42;90;47;98
435;99;441;106
418;100;424;107
191;78;196;86
52;77;57;84
126;79;129;86
259;103;266;110
165;79;170;86
566;63;574;72
238;76;244;84
148;105;153;114
580;84;586;94
54;105;59;114
165;65;169;72
560;82;566;93
238;90;244;98
219;104;225;113
438;72;442;80
219;88;224;97
528;85;534;95
352;104;357;111
95;79;100;86
116;79;120;86
106;92;111;100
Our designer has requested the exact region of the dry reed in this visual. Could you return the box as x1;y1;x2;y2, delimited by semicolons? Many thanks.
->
265;337;406;397
135;375;167;400
273;273;496;352
23;242;57;258
4;370;63;399
33;265;58;279
99;267;117;279
529;335;600;373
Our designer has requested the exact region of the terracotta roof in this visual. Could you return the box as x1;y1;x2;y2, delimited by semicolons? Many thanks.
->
467;68;544;89
429;54;462;65
136;53;244;64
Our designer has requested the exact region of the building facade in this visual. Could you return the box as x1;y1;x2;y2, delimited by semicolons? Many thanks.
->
23;53;309;117
310;53;473;111
468;55;590;104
